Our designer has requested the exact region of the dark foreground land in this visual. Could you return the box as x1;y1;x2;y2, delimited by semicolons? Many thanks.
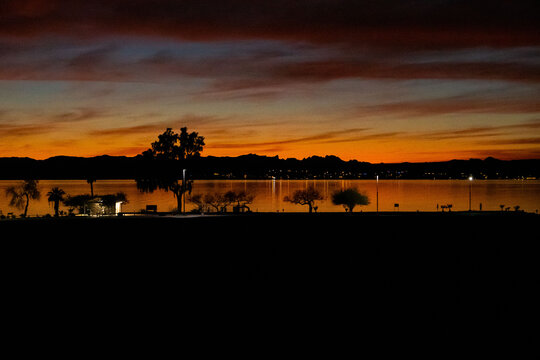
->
1;212;538;356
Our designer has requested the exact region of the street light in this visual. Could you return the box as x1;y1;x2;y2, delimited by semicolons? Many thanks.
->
183;169;186;214
376;175;379;213
468;176;473;211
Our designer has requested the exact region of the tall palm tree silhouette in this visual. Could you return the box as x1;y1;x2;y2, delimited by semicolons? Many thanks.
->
47;187;66;217
5;179;41;217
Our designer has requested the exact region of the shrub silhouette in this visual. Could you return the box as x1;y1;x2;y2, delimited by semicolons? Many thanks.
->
228;191;255;212
331;188;370;212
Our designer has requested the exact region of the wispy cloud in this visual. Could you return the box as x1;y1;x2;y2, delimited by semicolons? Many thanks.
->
88;113;236;137
51;107;110;123
89;124;162;137
274;60;540;84
479;137;540;146
0;107;111;137
207;128;370;149
423;121;540;140
0;122;54;136
355;96;540;118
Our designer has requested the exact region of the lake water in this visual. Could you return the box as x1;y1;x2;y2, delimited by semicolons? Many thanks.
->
0;179;539;216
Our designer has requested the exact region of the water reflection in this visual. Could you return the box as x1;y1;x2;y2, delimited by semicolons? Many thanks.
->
0;179;538;216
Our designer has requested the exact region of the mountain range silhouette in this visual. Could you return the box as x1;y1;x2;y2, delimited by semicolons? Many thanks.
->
0;154;537;180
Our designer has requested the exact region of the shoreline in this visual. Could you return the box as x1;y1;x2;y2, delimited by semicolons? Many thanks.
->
1;209;537;218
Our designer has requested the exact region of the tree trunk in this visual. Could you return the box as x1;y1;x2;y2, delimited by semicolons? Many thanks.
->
308;203;313;213
175;191;182;214
54;201;60;217
24;193;29;217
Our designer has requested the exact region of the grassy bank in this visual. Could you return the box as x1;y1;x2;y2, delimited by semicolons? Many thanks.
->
1;212;537;355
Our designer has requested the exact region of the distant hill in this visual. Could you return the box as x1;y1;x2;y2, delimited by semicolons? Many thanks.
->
0;154;538;180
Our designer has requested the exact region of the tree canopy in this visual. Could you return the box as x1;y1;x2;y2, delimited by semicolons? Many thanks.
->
284;186;323;213
142;127;205;161
331;188;370;212
5;179;40;217
47;187;66;217
136;127;205;213
189;190;255;213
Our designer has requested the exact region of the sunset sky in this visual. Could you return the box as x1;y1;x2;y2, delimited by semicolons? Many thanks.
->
0;0;539;162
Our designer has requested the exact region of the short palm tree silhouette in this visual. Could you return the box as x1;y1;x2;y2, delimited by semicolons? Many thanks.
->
47;187;66;217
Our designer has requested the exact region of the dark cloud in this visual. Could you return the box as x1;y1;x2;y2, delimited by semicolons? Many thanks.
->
1;35;538;87
1;1;538;48
274;60;540;84
418;121;540;141
66;45;118;71
318;132;403;145
355;97;540;117
423;127;504;141
0;43;131;82
89;124;161;137
51;108;109;123
480;137;540;146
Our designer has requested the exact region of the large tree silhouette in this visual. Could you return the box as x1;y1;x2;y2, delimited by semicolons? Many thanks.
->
5;179;41;217
331;188;370;212
227;191;255;212
136;127;205;213
190;192;234;213
284;186;323;213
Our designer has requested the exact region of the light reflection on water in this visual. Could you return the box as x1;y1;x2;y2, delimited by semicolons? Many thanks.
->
0;179;538;216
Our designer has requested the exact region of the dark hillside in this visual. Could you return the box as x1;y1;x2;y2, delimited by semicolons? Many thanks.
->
0;155;538;179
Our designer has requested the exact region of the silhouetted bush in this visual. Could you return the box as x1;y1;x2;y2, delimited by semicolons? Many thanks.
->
331;188;370;212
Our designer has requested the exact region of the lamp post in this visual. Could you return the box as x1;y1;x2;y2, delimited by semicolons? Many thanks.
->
376;175;379;213
182;169;186;214
468;176;473;211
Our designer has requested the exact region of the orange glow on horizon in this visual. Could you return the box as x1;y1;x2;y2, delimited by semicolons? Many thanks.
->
2;130;537;164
